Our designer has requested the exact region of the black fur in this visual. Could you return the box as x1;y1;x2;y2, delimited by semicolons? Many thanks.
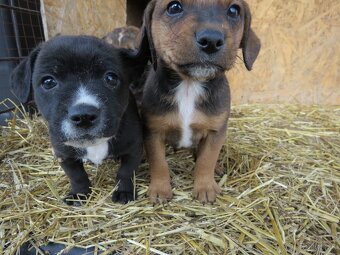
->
11;35;147;205
143;60;230;117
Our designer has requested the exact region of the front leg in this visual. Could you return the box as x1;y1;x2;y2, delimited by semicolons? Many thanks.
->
193;124;226;203
145;133;172;203
59;158;91;206
112;151;142;204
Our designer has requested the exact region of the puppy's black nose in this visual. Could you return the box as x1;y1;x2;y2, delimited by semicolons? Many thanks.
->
196;29;225;54
69;104;99;128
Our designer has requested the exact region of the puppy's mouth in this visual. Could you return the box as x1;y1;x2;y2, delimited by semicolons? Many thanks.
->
64;136;113;148
176;63;223;81
61;117;119;148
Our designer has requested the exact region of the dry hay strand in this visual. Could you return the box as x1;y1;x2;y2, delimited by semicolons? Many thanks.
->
0;104;339;255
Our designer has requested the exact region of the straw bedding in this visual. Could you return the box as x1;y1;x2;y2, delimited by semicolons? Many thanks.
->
0;103;339;254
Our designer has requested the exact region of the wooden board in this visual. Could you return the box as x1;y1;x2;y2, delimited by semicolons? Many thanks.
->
228;0;340;105
41;0;340;105
42;0;126;38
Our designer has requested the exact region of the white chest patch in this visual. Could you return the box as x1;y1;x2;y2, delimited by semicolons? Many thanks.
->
85;141;109;165
175;81;205;148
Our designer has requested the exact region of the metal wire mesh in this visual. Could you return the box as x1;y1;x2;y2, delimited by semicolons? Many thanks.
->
0;0;45;124
0;0;45;62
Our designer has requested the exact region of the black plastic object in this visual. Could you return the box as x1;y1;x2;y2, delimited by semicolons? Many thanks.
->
19;242;120;255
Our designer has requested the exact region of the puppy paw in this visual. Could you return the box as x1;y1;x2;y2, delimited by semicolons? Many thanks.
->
63;193;90;206
112;179;135;204
193;179;221;204
215;164;225;177
148;181;173;204
112;190;134;204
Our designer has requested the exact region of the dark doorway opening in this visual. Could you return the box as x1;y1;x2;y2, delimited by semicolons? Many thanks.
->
126;0;150;27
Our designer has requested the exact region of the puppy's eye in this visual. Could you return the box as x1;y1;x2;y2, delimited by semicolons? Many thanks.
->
227;4;240;18
41;77;58;90
104;72;119;88
167;1;183;16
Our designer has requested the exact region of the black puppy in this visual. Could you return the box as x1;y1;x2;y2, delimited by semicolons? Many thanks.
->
11;35;147;204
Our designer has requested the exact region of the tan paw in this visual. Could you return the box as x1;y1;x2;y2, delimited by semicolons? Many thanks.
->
193;179;221;204
148;181;173;204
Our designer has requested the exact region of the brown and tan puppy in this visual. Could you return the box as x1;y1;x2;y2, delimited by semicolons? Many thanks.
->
139;0;261;204
103;26;140;50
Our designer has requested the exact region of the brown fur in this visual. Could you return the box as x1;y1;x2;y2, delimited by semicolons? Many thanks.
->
193;124;226;201
139;0;260;204
150;0;253;75
103;26;140;50
145;110;228;148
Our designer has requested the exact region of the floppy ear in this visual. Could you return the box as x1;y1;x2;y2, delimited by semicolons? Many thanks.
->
240;3;261;71
119;46;150;85
135;0;157;70
10;45;41;103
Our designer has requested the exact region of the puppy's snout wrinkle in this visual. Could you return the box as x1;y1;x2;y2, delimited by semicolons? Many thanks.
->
69;104;100;129
196;29;225;55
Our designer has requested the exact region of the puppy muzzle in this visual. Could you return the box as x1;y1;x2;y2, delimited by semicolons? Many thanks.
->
61;104;119;147
172;28;227;81
177;63;223;81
